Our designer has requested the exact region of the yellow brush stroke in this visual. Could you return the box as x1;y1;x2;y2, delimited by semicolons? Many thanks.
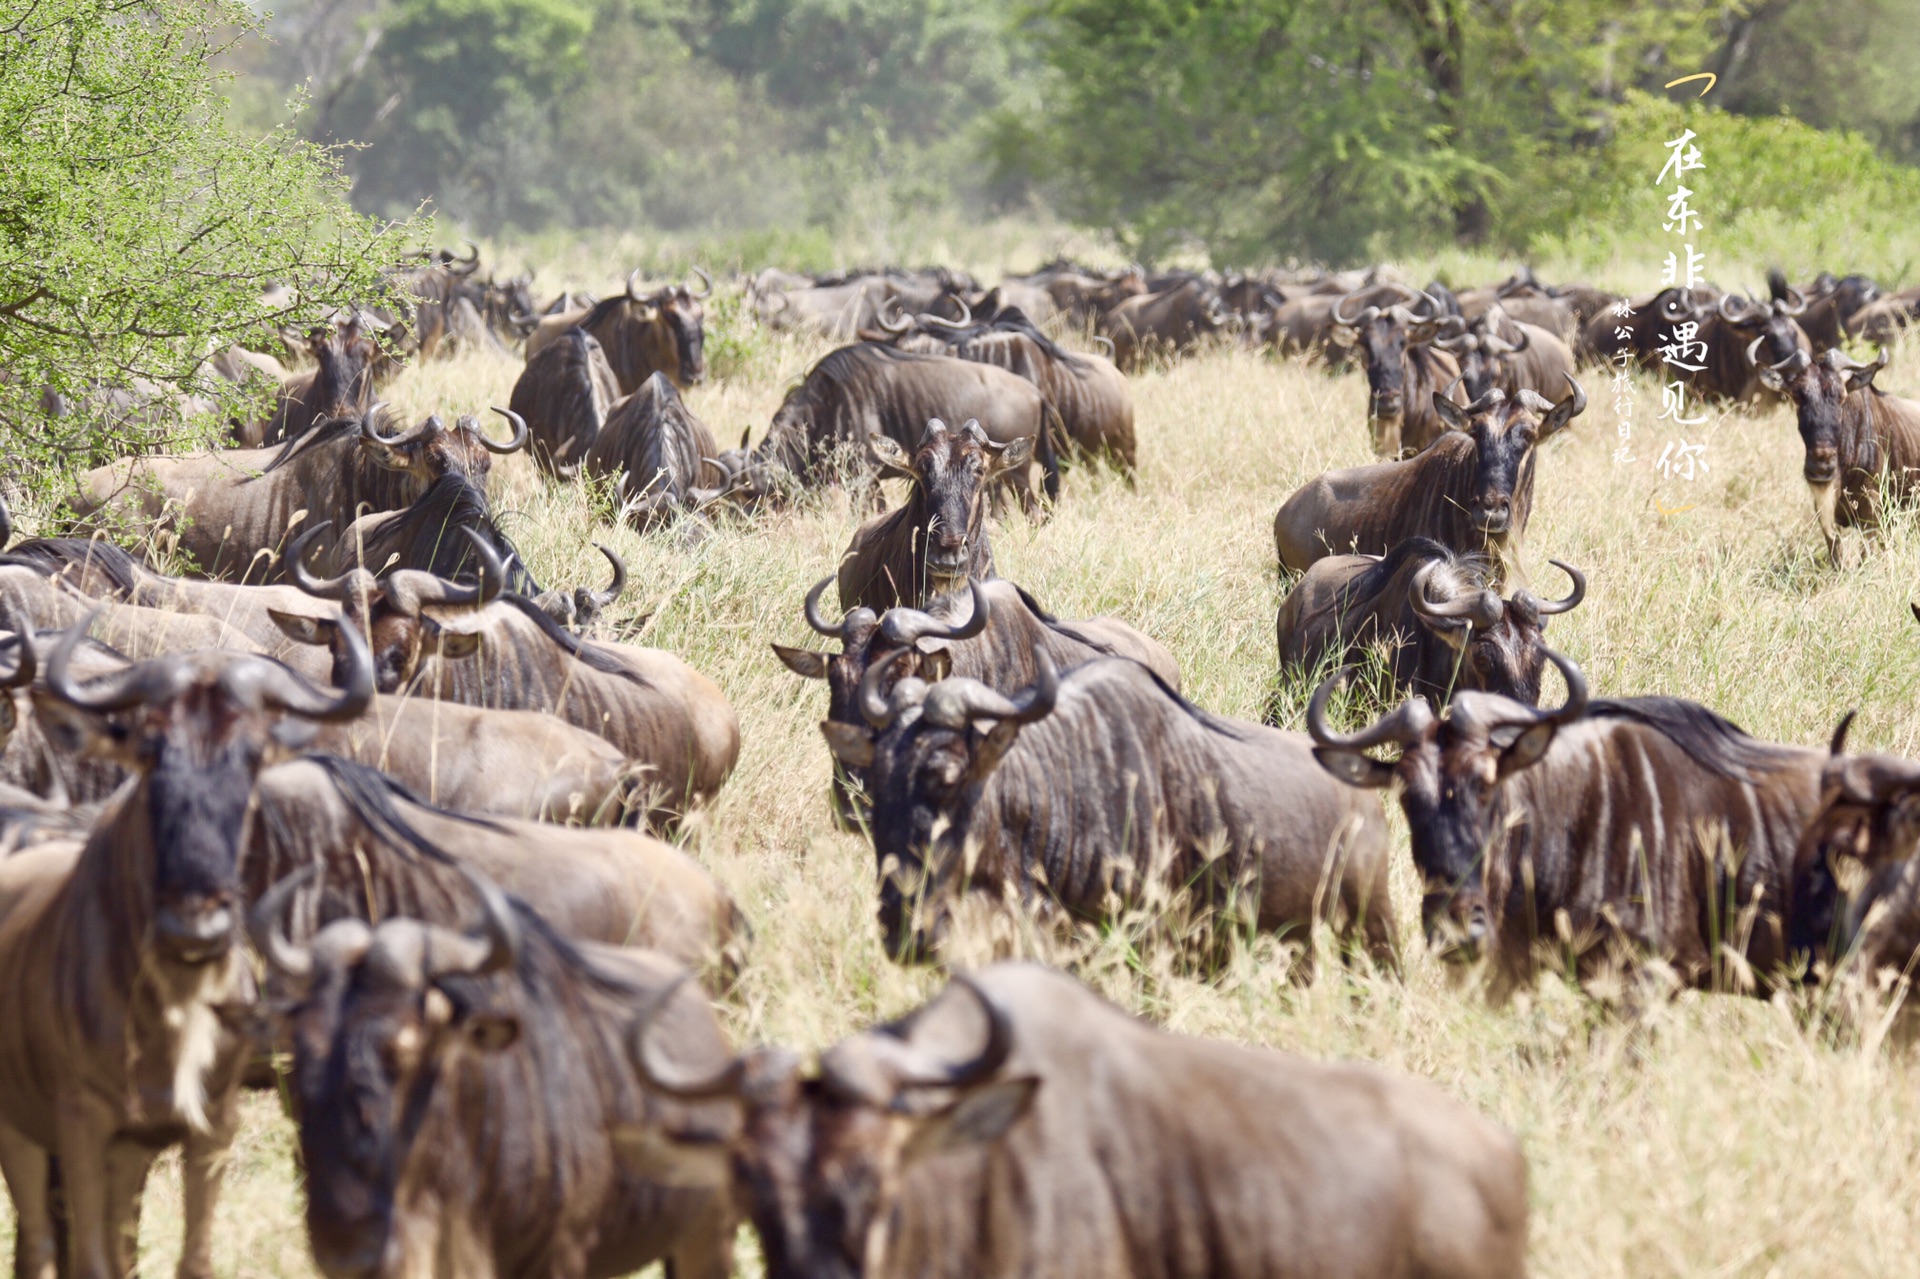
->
1655;500;1698;516
1664;73;1717;97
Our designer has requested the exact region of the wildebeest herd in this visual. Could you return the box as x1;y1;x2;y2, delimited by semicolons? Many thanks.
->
4;250;1920;1279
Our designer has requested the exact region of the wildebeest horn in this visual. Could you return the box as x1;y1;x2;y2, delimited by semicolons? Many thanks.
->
249;865;323;981
423;864;520;980
688;265;712;298
1463;387;1508;415
1829;709;1857;757
452;240;481;275
0;623;35;689
1530;560;1586;616
1771;348;1810;374
247;618;373;721
361;403;435;449
626;269;644;302
1409;563;1503;631
285;522;359;601
1660;289;1697;321
879;579;992;647
1305;667;1434;752
1091;335;1115;358
804;575;876;642
860;646;915;728
626;973;749;1099
1506;322;1531;353
1332;288;1370;325
1541;373;1586;433
1745;334;1766;368
46;610;187;711
1718;293;1754;324
919;650;1058;730
888;973;1014;1090
583;544;626;610
444;528;508;605
480;406;529;454
877;300;913;334
922;298;974;331
1777;287;1808;318
1538;647;1588;724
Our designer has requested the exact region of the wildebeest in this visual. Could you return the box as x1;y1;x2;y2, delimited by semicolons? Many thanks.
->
283;533;740;824
1455;267;1576;338
875;307;1135;476
1012;260;1146;329
1275;538;1584;706
1783;269;1880;355
1693;290;1810;402
825;650;1395;966
71;405;521;582
1307;650;1827;997
1756;346;1920;563
625;963;1527;1279
836;420;1029;614
1847;286;1920;345
776;575;1182;829
1099;277;1227;371
1328;285;1465;458
508;328;623;476
1273;379;1585;587
0;616;371;1279
583;372;730;529
526;269;710;392
245;318;384;448
753;344;1061;508
1436;306;1578;406
250;871;740;1279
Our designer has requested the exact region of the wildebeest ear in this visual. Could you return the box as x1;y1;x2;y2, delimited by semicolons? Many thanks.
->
868;434;917;480
969;719;1024;779
435;631;483;661
1432;393;1469;431
612;1122;734;1189
986;436;1033;476
1311;746;1395;790
771;644;829;680
1756;365;1786;394
268;609;335;647
903;1076;1039;1164
919;648;953;682
30;695;134;761
1495;721;1558;779
821;721;875;768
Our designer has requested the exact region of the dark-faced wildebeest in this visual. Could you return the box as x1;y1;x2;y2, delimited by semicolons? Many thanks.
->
525;268;710;393
1328;285;1465;458
1307;650;1827;998
1436;306;1578;407
1273;379;1585;588
836;420;1029;614
1781;268;1879;355
824;650;1395;968
508;327;623;476
1756;345;1920;564
776;575;1181;830
624;963;1527;1279
1275;537;1585;706
244;318;384;448
250;871;740;1279
1690;290;1810;403
0;615;371;1279
583;372;731;529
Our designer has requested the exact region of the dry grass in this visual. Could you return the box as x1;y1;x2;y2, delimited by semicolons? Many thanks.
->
16;294;1920;1279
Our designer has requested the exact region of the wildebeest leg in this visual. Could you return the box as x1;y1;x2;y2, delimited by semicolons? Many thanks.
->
663;1206;735;1279
0;1122;58;1279
175;1100;239;1279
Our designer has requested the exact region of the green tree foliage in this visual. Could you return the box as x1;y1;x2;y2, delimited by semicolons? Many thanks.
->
0;0;411;485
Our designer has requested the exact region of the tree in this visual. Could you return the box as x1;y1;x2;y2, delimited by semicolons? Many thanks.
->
0;0;413;490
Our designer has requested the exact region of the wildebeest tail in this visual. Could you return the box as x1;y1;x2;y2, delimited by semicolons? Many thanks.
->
1038;398;1064;502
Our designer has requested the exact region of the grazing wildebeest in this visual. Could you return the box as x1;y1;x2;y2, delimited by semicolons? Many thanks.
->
250;871;739;1279
1756;345;1920;563
584;372;730;529
875;307;1135;476
526;269;710;393
836;420;1029;614
1275;538;1584;706
1329;285;1465;458
1273;379;1585;587
625;963;1527;1279
1099;277;1227;371
776;576;1181;829
1783;269;1880;355
283;533;740;824
245;319;383;448
508;328;623;476
753;344;1061;508
1307;650;1827;997
71;405;521;582
825;650;1395;967
0;616;370;1279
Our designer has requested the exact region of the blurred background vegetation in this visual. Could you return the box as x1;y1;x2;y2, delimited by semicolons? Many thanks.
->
224;0;1920;276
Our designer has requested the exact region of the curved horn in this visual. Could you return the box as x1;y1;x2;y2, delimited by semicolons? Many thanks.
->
1718;293;1753;324
879;578;991;647
894;973;1015;1089
284;521;357;601
1532;560;1586;616
0;623;35;689
861;645;914;728
251;615;374;722
1091;335;1115;358
453;528;508;605
1772;348;1810;374
626;269;644;302
921;650;1059;729
0;495;10;552
1332;288;1370;325
480;406;529;454
422;864;520;980
877;300;912;334
1777;287;1808;317
1830;709;1857;757
1541;373;1586;433
1304;667;1434;752
360;402;432;449
46;611;179;712
1538;646;1588;724
922;298;974;331
248;865;321;982
688;265;712;298
626;974;748;1099
1409;563;1504;631
1506;322;1531;353
1745;334;1767;368
585;543;626;609
803;574;862;639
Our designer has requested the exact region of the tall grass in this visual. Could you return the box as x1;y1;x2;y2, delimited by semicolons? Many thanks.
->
13;286;1920;1279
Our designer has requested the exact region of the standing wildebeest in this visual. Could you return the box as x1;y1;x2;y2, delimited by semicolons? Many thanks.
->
71;405;521;582
836;420;1029;614
509;328;623;476
250;872;739;1279
1275;538;1584;706
1455;268;1576;338
283;534;740;824
244;318;384;448
0;616;371;1279
1574;286;1701;368
1016;261;1146;329
1274;379;1585;587
754;344;1061;508
776;575;1181;829
825;651;1395;967
625;963;1527;1279
1329;285;1465;458
525;269;710;393
1099;276;1227;371
1691;290;1810;403
1781;269;1880;355
875;308;1135;476
583;373;728;529
1756;345;1920;563
1437;305;1578;406
1308;650;1827;997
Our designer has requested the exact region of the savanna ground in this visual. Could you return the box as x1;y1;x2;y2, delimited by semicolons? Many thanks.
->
13;245;1920;1277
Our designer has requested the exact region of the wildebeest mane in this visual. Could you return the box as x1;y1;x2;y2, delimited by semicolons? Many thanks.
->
0;537;143;595
1586;698;1809;782
1004;581;1138;662
493;592;655;686
357;474;541;596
